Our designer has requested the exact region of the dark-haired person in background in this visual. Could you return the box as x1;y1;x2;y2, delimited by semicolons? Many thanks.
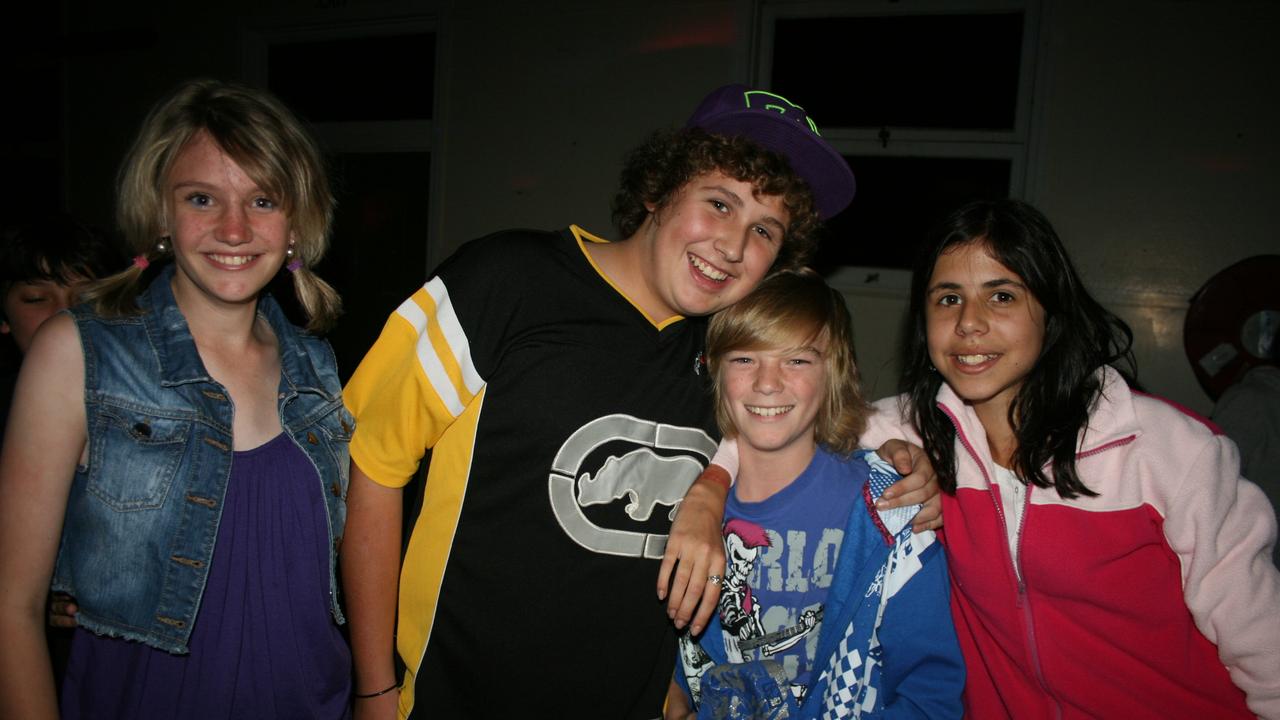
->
0;214;124;432
0;213;124;695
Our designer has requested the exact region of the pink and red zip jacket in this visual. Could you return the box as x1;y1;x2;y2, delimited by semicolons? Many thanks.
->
857;367;1280;719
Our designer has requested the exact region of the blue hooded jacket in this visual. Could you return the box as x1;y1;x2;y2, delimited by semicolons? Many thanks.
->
676;449;964;719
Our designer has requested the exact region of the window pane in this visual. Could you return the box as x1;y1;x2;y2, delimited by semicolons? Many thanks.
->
814;155;1011;271
268;34;435;123
772;13;1023;130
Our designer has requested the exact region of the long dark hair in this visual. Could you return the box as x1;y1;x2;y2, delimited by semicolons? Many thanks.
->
902;199;1136;498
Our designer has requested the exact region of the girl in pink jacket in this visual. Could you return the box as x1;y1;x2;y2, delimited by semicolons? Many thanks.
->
864;199;1280;718
708;198;1280;718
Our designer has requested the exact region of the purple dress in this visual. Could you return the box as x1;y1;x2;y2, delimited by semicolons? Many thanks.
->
60;433;352;719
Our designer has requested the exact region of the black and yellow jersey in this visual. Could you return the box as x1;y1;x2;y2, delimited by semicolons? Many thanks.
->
344;226;718;718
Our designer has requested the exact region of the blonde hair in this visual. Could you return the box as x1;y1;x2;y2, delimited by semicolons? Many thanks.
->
85;78;341;332
705;269;869;455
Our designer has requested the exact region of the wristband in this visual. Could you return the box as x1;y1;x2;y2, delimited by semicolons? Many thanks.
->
697;465;732;492
354;682;398;699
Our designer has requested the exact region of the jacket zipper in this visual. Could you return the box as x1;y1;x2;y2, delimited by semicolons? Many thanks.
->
940;404;1062;718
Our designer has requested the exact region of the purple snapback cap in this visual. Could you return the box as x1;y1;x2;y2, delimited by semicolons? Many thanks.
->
686;84;855;219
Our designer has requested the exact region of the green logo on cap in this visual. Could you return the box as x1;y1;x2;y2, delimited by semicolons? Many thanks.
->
742;90;822;136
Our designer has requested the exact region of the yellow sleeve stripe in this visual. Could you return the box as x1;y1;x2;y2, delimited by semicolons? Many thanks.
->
395;278;484;418
569;224;684;330
394;388;486;716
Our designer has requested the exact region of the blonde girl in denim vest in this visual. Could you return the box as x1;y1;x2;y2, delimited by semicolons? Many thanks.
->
0;79;352;719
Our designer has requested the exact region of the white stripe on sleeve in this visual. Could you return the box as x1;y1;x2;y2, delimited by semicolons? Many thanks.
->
394;277;483;418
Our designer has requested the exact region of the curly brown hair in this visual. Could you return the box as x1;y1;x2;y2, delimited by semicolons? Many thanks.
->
611;128;821;271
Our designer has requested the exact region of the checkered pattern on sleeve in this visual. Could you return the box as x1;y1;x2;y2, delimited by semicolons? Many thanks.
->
819;626;871;718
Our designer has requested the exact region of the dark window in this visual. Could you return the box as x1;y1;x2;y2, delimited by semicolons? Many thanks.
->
257;26;437;377
812;155;1012;272
761;5;1034;271
771;13;1023;131
313;152;432;381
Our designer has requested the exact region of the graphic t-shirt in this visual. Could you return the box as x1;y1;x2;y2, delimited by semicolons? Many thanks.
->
717;450;860;698
343;226;719;718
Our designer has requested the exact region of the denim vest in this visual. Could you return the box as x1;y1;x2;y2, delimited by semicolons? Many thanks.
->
52;264;351;654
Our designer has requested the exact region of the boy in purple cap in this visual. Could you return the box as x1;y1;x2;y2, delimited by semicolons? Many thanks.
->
340;85;936;719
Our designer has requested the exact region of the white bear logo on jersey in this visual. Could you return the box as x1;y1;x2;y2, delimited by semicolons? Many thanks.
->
548;413;716;558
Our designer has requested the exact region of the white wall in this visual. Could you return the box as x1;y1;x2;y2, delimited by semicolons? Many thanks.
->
1033;0;1279;414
